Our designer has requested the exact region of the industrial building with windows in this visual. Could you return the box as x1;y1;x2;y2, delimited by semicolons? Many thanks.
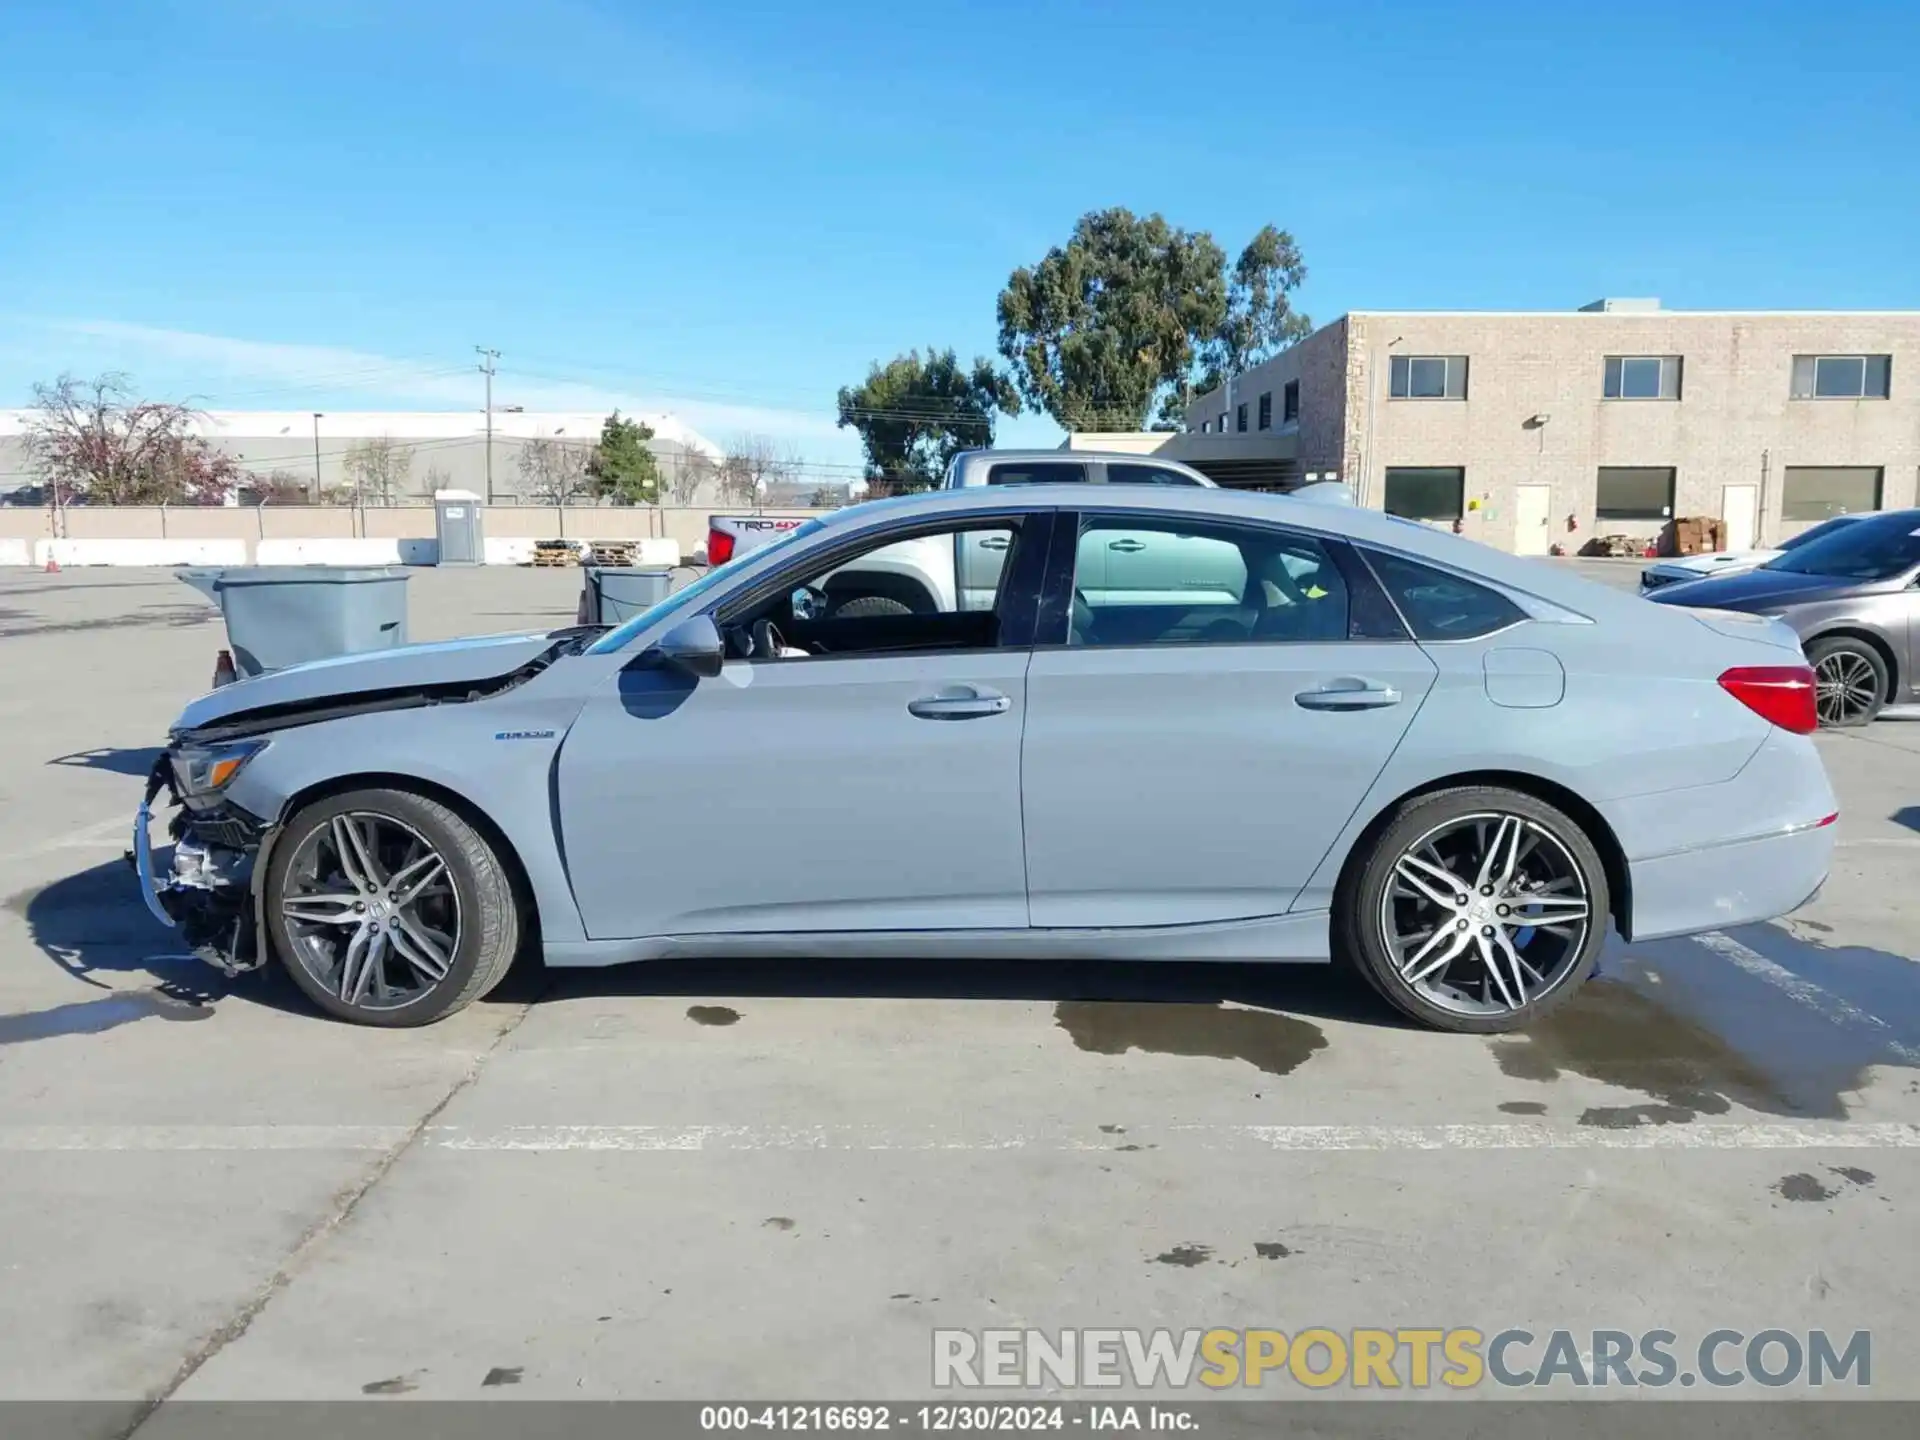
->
1071;300;1920;554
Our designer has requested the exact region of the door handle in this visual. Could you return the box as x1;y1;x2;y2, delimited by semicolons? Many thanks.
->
1294;679;1402;711
908;686;1012;721
978;536;1010;551
1107;539;1146;553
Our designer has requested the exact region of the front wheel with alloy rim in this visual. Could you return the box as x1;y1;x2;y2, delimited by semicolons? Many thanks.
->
1337;787;1610;1034
265;788;522;1026
1804;636;1886;728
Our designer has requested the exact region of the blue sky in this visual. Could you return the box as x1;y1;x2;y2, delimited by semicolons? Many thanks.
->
1;0;1914;476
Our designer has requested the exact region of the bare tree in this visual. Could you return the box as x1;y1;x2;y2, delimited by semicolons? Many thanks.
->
23;371;240;505
668;447;715;506
516;435;595;505
718;433;796;507
341;436;413;505
240;470;315;505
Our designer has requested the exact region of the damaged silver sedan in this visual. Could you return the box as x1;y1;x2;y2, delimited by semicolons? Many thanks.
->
134;485;1836;1030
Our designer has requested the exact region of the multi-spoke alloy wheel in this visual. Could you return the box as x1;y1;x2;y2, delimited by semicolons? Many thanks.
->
1807;638;1885;728
266;788;521;1027
1338;787;1610;1033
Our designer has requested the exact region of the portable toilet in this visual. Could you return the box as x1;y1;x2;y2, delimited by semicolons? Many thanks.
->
433;488;485;566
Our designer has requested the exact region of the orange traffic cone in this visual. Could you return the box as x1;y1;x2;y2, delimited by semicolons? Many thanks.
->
43;554;60;574
211;650;237;688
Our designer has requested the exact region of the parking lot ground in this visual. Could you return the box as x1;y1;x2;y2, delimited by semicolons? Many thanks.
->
0;564;1917;1412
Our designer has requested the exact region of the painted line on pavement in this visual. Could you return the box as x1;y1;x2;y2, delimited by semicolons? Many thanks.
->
1;1121;1916;1154
1693;930;1920;1064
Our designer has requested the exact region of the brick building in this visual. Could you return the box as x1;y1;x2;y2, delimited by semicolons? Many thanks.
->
1079;300;1920;554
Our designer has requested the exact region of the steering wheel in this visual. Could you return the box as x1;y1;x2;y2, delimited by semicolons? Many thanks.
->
751;618;788;659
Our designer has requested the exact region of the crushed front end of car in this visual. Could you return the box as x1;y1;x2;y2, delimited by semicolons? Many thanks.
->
129;744;274;975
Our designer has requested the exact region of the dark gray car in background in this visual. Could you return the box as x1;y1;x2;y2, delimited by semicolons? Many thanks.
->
1651;507;1920;726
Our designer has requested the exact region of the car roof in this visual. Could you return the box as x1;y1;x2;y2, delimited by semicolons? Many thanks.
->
949;448;1208;468
814;484;1651;620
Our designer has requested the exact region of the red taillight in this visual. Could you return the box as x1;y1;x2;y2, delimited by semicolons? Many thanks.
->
1718;664;1817;735
707;528;734;567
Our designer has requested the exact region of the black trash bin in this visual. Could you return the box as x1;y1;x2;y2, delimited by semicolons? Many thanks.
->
177;566;411;678
580;566;674;625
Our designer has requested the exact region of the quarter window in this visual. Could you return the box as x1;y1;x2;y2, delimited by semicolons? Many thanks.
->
1383;466;1466;522
1595;466;1675;520
1282;379;1300;424
1603;355;1682;400
1065;516;1349;648
1236;402;1248;433
1361;549;1526;642
1791;355;1892;399
1390;355;1469;400
1257;393;1272;431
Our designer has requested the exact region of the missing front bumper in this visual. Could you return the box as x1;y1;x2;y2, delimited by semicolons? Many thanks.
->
129;756;267;976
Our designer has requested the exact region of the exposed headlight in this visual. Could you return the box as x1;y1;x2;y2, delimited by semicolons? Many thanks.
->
170;739;268;797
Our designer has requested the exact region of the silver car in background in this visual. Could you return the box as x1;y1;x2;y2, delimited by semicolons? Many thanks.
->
1650;507;1920;726
136;485;1837;1034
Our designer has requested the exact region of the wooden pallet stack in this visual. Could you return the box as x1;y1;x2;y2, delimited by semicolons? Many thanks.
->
531;540;584;568
587;540;640;567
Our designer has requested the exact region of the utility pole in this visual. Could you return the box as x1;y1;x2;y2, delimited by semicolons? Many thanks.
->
311;413;324;502
476;347;500;504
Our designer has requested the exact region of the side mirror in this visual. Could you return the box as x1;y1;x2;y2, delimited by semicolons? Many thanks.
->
648;614;725;678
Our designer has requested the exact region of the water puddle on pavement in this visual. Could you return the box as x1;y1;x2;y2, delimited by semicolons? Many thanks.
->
1491;940;1920;1123
1054;1001;1327;1076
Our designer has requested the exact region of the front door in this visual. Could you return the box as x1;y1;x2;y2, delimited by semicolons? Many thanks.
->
556;514;1048;938
1721;484;1759;553
1514;484;1551;555
1022;511;1437;928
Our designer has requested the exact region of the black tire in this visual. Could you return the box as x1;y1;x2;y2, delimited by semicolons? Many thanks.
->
266;788;521;1027
1805;635;1886;728
831;593;914;619
1335;786;1610;1034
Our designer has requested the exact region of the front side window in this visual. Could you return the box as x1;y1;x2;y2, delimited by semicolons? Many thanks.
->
1257;393;1272;430
1791;354;1892;400
1603;355;1682;400
1390;355;1469;400
986;462;1087;485
1763;511;1920;581
589;518;827;653
1236;402;1248;432
1362;549;1526;641
1066;515;1349;649
715;518;1033;660
1595;466;1675;520
1779;466;1883;523
1383;466;1466;521
1283;379;1300;423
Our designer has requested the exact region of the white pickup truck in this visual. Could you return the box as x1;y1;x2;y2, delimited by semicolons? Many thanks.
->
704;449;1238;616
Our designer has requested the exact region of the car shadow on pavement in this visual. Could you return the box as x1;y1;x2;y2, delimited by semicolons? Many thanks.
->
5;857;313;1035
537;950;1411;1030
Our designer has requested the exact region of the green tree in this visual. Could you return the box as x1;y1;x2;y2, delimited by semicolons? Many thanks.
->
996;209;1227;431
998;211;1311;432
586;411;662;505
835;349;1020;491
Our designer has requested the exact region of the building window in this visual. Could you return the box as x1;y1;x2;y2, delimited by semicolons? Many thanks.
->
1781;466;1883;522
1603;356;1682;400
1389;355;1469;400
1236;402;1248;433
1595;466;1675;520
1282;379;1300;424
1791;355;1892;399
1257;393;1272;431
1383;466;1465;521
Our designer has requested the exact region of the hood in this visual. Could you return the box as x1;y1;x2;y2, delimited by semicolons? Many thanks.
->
174;629;567;734
1646;565;1878;611
1650;549;1781;578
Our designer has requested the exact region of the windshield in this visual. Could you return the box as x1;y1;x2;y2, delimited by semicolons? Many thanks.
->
1761;515;1920;581
1776;514;1862;553
584;519;827;654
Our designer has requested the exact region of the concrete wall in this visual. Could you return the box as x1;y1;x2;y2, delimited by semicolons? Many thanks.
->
1343;311;1920;552
0;506;830;565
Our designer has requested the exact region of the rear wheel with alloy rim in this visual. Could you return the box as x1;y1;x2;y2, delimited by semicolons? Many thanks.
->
1337;787;1609;1033
1805;636;1886;728
266;788;521;1026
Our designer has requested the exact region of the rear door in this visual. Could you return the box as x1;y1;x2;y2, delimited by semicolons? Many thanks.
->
1021;509;1438;927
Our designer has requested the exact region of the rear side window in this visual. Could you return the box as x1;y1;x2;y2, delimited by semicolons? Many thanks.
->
1361;549;1526;641
987;462;1088;485
1106;463;1203;486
